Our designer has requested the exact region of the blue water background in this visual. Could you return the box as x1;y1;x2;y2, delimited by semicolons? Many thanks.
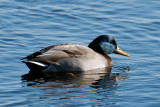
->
0;0;160;106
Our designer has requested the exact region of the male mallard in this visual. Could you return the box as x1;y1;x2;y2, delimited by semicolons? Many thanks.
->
22;35;130;77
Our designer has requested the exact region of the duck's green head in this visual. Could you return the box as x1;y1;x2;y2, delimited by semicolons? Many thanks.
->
88;35;130;57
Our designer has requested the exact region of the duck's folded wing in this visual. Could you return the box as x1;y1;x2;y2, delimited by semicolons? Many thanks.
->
22;43;95;64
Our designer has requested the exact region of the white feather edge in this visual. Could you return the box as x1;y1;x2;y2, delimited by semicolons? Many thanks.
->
25;61;48;67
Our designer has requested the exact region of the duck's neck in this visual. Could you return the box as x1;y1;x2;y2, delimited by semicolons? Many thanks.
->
101;54;112;67
88;42;105;55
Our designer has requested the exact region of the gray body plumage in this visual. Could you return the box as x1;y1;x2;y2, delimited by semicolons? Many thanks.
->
22;43;112;77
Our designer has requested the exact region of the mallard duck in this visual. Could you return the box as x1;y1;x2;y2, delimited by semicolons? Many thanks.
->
22;35;130;77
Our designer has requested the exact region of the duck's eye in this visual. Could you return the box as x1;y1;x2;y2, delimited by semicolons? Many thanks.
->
100;42;116;54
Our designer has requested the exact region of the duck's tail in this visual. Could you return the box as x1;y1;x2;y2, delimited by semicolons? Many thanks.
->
22;60;48;71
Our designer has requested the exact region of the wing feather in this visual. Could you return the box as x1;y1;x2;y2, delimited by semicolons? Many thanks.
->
22;43;95;64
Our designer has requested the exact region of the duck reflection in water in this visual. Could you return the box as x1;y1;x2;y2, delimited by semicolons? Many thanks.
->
22;66;130;89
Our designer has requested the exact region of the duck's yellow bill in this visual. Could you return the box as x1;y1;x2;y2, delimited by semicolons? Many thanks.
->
114;46;130;57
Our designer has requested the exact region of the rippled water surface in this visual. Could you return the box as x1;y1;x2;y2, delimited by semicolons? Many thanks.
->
0;0;160;106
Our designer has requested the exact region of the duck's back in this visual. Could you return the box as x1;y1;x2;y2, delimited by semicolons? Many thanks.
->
23;43;96;62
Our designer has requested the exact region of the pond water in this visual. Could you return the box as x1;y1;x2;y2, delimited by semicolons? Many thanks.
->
0;0;160;106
